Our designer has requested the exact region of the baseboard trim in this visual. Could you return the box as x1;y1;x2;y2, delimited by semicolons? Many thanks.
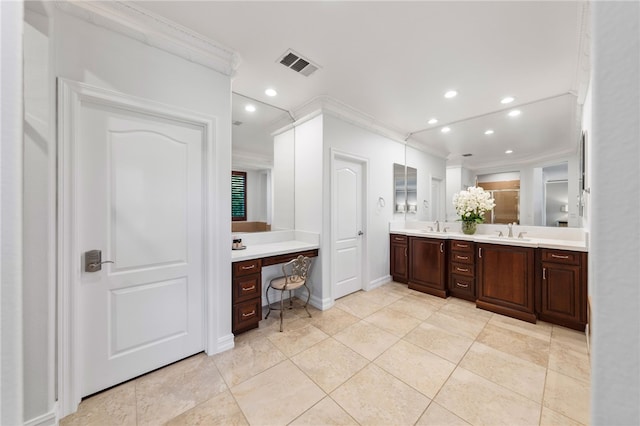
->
25;405;57;426
367;275;392;291
310;294;334;311
213;333;235;354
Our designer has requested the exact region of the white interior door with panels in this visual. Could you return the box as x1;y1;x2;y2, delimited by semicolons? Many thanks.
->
59;80;211;402
332;154;366;299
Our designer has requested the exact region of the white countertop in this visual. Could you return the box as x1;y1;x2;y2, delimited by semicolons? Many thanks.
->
232;240;320;262
391;229;588;252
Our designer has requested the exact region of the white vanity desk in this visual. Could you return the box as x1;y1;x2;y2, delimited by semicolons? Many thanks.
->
231;230;319;334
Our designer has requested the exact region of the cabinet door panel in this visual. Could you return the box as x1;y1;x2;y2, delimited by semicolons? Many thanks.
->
391;242;408;283
541;263;582;322
477;244;535;321
408;237;446;297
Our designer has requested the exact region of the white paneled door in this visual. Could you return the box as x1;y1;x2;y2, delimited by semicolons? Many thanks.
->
333;156;364;299
76;97;204;397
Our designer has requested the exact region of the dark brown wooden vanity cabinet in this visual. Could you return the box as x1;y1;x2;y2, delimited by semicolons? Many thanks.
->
448;240;476;301
232;258;262;334
477;243;536;323
408;237;447;298
537;249;588;331
390;234;408;283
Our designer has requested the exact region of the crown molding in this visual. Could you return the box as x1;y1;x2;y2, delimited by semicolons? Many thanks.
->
274;95;449;159
54;0;241;76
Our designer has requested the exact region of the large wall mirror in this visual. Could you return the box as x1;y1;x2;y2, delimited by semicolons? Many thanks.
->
231;92;293;233
408;93;583;228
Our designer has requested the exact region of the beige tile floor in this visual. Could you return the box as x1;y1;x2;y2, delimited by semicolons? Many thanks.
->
61;282;591;426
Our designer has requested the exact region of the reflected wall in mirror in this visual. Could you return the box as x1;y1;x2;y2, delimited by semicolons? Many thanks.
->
406;166;417;214
393;163;406;213
477;172;521;224
231;92;292;233
411;93;582;227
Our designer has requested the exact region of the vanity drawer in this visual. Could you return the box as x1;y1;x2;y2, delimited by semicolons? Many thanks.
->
451;251;474;265
450;240;474;254
450;262;474;278
233;299;262;334
540;249;581;265
391;234;408;244
233;274;261;303
449;275;475;300
233;259;263;277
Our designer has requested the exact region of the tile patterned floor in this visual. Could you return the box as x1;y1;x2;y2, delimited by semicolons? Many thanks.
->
61;282;591;425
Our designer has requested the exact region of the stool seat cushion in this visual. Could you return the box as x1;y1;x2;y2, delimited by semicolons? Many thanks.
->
270;275;305;290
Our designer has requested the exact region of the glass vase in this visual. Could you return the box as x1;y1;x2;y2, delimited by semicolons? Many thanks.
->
461;220;477;235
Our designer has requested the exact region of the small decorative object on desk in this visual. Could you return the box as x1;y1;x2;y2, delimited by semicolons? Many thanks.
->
232;237;244;250
453;186;495;235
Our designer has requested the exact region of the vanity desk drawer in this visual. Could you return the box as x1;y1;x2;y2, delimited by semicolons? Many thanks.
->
233;299;262;334
233;274;261;303
233;259;262;277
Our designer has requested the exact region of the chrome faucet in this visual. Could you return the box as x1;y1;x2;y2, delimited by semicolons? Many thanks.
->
434;220;440;232
507;222;514;238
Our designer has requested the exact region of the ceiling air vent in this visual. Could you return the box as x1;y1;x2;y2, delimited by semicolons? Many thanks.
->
462;153;473;157
278;49;320;77
232;120;243;126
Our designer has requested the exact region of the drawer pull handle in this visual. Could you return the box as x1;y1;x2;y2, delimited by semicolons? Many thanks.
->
543;267;547;280
242;285;256;292
404;247;407;257
457;244;469;248
551;254;570;259
456;282;469;288
479;247;482;258
395;237;404;241
241;265;256;270
457;255;469;260
242;310;256;318
440;242;444;253
456;267;469;273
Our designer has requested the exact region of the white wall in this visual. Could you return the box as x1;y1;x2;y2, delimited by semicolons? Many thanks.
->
322;113;445;294
1;1;25;424
591;2;640;424
23;8;55;423
295;116;323;234
272;130;295;230
21;6;233;422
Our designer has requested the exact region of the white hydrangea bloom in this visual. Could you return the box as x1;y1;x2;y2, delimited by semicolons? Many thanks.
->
452;186;496;223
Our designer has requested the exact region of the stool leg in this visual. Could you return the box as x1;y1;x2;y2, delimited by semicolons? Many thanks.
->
303;282;312;318
279;289;284;332
265;284;272;319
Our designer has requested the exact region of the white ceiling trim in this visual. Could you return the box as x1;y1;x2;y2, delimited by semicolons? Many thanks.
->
54;0;241;76
284;95;449;159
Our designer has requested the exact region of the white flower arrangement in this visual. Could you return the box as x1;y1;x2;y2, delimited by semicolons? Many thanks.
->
452;186;496;223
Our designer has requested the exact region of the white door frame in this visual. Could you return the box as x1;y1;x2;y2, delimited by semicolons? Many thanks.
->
57;80;222;417
330;149;369;300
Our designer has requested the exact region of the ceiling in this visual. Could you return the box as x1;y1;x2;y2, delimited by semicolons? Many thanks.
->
133;1;588;170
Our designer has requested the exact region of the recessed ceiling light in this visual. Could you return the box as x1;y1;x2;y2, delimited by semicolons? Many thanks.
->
441;127;451;133
428;118;438;125
505;149;513;154
245;104;256;112
508;110;521;117
444;90;458;99
501;96;515;104
265;88;277;97
484;129;494;135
